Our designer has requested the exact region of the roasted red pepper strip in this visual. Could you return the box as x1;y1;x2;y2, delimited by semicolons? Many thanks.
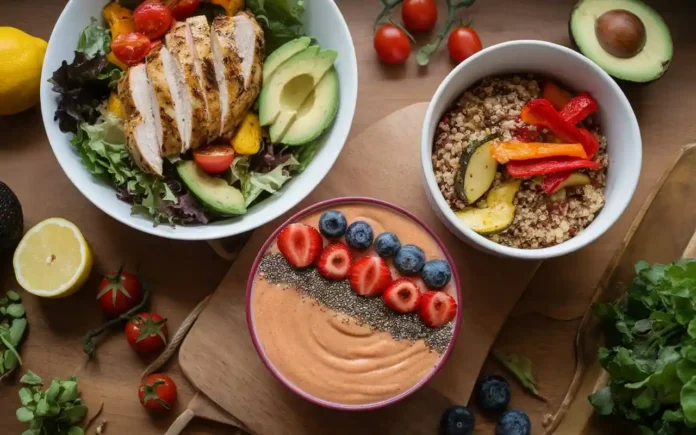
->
506;156;602;178
521;99;599;158
559;92;598;125
541;170;573;194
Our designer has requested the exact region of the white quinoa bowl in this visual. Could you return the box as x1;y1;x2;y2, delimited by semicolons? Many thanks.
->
421;40;641;260
40;0;358;241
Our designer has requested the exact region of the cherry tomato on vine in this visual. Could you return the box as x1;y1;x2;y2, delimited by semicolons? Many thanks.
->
374;24;411;65
97;268;143;317
125;312;169;355
111;33;152;66
402;0;438;32
167;0;201;21
138;373;178;413
134;0;173;40
447;26;483;64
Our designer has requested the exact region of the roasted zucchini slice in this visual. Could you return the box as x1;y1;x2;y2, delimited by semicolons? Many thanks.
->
455;180;521;234
454;135;499;204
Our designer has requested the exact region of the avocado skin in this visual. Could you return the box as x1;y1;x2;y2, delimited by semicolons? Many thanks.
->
0;181;23;255
568;0;672;84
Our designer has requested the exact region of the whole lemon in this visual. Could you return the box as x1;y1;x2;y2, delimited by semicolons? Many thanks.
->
0;27;47;116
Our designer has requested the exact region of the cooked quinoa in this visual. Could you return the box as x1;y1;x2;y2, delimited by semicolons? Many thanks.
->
432;75;608;249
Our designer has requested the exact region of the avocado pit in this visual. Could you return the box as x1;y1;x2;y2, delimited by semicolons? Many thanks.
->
595;9;647;59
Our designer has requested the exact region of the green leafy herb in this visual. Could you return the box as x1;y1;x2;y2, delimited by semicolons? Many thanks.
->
0;290;28;380
246;0;305;53
493;350;546;401
416;0;476;66
77;18;111;57
16;371;88;435
590;259;696;434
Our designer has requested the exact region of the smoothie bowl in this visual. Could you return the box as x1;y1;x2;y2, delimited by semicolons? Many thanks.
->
246;197;462;410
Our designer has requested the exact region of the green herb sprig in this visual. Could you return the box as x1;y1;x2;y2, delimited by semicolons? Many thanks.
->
0;290;28;380
590;259;696;434
16;371;87;435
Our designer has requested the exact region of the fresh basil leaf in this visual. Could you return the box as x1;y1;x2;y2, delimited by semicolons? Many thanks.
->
6;291;20;302
492;350;546;400
682;377;696;423
9;318;27;347
6;303;25;318
35;398;50;417
63;405;87;424
4;348;19;371
589;386;615;415
46;380;61;402
67;427;85;435
57;381;78;403
16;407;34;422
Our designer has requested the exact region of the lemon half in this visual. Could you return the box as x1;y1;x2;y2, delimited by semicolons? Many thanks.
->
13;218;93;298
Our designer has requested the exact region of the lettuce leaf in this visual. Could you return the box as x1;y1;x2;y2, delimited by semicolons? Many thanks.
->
77;18;111;57
246;0;305;53
231;155;300;207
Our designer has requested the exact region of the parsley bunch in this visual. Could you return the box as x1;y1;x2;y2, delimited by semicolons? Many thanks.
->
591;259;696;434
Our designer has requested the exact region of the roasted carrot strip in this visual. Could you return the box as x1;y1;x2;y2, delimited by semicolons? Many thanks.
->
542;81;574;110
490;141;588;164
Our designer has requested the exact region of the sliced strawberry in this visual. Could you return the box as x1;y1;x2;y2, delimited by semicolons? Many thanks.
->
317;243;352;280
349;256;392;297
276;223;323;268
382;279;422;313
419;291;457;327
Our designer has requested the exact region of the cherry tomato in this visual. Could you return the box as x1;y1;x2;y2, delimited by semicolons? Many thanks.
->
125;313;168;355
167;0;201;21
96;268;143;317
138;373;177;413
193;144;235;174
134;0;173;40
374;25;411;65
402;0;438;32
111;32;152;66
447;26;483;64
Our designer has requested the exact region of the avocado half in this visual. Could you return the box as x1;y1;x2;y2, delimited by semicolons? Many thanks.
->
0;181;23;255
569;0;673;83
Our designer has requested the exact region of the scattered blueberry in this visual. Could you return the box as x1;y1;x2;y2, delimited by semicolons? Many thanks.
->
393;245;425;275
439;405;475;435
496;410;531;435
318;210;348;238
374;232;401;257
421;259;452;289
476;375;511;412
345;221;374;250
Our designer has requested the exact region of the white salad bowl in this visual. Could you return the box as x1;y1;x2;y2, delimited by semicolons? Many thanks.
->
40;0;358;240
421;40;641;260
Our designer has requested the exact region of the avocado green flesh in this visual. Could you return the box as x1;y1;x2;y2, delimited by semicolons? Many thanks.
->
272;68;339;145
258;46;337;126
176;161;246;216
570;0;673;82
263;36;312;83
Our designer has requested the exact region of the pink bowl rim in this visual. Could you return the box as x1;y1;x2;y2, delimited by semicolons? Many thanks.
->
245;196;463;411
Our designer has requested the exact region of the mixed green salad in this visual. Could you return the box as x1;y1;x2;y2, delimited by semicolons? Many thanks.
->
50;0;338;226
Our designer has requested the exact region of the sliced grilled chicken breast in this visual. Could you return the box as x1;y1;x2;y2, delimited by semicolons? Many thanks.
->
166;22;208;150
230;11;264;127
187;15;221;142
147;46;184;157
210;15;244;137
118;65;163;176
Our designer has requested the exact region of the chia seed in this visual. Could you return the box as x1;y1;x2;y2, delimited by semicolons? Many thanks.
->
257;253;454;354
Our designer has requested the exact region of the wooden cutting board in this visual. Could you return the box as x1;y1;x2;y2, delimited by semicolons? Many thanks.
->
543;144;696;434
177;103;542;434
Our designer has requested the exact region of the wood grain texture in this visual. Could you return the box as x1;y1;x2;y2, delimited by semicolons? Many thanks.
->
178;104;540;434
0;0;694;434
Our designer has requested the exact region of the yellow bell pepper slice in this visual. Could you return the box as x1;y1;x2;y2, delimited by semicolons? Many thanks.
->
106;52;128;71
231;112;262;155
106;92;126;118
103;2;133;28
210;0;245;16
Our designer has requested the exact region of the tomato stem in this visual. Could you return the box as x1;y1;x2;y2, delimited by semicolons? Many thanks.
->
83;278;151;359
374;0;404;30
416;0;476;66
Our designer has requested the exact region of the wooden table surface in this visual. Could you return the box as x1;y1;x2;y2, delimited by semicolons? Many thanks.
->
1;0;695;434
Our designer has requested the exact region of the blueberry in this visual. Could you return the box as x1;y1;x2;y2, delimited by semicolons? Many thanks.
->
496;410;531;435
439;406;475;435
345;221;374;250
318;210;348;238
421;259;452;289
476;375;511;412
393;245;425;275
374;232;401;257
